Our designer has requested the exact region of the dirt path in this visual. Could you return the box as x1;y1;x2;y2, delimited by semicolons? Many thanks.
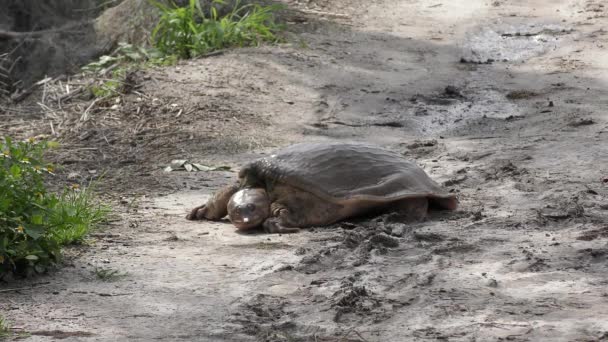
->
2;0;608;341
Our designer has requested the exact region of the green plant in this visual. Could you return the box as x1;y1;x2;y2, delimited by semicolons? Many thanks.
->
83;43;178;98
90;79;121;98
149;0;284;59
0;316;10;338
48;183;110;245
0;137;110;278
93;267;128;281
83;42;174;73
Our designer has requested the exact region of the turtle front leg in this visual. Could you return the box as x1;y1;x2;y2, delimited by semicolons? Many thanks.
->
186;183;239;221
262;203;301;234
263;218;301;234
394;197;429;221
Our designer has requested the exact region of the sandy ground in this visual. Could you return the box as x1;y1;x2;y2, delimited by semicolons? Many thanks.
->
2;0;608;341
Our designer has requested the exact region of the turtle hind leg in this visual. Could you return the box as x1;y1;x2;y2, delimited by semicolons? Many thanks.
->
393;197;429;221
186;183;239;221
429;196;458;211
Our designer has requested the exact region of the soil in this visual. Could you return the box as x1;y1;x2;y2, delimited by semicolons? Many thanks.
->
2;0;608;341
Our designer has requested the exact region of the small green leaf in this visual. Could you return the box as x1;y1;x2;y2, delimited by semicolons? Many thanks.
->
32;214;43;225
98;55;118;66
125;52;143;61
47;141;60;148
10;164;21;178
24;225;45;239
25;255;39;261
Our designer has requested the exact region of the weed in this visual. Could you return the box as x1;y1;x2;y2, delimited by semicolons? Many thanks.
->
90;79;121;98
48;182;111;245
0;137;110;279
0;316;10;338
82;42;177;98
82;42;171;74
93;267;128;281
149;0;285;59
298;38;309;49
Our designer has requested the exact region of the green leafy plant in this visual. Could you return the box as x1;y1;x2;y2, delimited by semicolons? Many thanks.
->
149;0;284;59
90;78;122;98
82;42;173;74
83;42;178;98
0;137;109;278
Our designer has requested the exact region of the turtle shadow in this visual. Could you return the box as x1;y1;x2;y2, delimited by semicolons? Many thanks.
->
234;227;268;236
223;202;462;236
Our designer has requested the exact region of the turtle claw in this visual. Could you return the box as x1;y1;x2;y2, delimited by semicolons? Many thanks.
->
186;205;208;220
263;218;300;234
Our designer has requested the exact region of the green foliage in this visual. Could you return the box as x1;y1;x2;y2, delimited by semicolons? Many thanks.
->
0;137;109;279
149;0;284;59
82;42;174;74
0;316;9;338
90;78;121;98
83;42;178;98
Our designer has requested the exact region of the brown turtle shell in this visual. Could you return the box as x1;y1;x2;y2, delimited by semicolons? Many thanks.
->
240;142;457;209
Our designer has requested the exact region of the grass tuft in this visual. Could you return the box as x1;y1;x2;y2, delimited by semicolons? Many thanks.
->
0;137;110;279
149;0;284;59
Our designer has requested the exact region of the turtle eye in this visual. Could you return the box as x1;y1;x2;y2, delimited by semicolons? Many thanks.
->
246;203;256;212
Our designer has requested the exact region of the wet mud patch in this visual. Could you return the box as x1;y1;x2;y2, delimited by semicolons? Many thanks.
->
413;231;447;243
412;326;468;340
534;195;587;225
506;89;541;100
576;247;608;264
293;217;413;273
483;159;529;181
409;85;467;106
461;21;575;63
399;139;445;159
431;240;479;256
29;330;96;339
231;293;293;338
577;226;608;241
331;283;390;324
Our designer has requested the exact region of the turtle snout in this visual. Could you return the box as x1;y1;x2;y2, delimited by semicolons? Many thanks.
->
234;203;257;222
230;203;266;229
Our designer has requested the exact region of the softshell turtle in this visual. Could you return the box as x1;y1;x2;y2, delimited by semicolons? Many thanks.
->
186;142;458;233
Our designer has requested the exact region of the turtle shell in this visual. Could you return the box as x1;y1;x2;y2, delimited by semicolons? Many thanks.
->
240;142;457;208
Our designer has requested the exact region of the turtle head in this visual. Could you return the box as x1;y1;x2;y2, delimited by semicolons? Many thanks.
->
227;188;270;230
